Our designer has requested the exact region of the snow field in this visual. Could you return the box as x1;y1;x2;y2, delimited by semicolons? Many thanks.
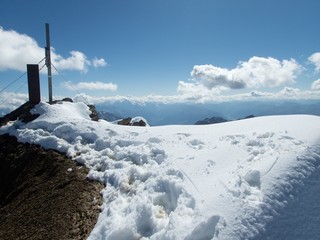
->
1;101;320;239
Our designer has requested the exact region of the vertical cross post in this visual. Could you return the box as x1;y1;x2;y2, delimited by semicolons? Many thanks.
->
27;64;41;104
45;23;53;103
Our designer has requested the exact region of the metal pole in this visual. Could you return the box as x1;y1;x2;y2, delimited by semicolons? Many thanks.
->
45;23;53;103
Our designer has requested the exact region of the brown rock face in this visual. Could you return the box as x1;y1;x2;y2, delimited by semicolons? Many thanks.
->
0;134;103;240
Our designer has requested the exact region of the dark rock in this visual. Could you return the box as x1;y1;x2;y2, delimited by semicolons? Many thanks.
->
132;119;147;127
88;105;99;121
0;134;103;240
118;117;132;125
61;97;73;103
0;102;103;239
117;117;147;127
0;102;39;127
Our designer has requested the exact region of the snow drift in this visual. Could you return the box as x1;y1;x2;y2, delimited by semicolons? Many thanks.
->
1;101;319;240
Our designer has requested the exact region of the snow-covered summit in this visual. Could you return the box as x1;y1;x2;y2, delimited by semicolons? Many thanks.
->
1;101;320;240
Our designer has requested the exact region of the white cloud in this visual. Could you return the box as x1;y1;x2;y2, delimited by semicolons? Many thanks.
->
2;86;320;114
69;87;320;106
0;26;106;73
278;87;301;97
249;90;273;98
72;93;185;105
191;65;246;89
190;56;301;90
311;79;320;91
0;27;44;71
52;50;90;73
0;92;28;110
308;52;320;72
177;81;221;95
64;81;118;91
177;81;222;102
92;57;107;68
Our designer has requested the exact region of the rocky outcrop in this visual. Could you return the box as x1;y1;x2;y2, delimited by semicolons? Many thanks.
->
118;117;147;126
0;102;104;240
0;102;39;127
118;117;132;125
132;119;147;126
0;134;103;240
88;104;99;121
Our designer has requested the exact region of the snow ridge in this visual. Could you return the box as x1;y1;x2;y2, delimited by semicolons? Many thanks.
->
1;101;320;240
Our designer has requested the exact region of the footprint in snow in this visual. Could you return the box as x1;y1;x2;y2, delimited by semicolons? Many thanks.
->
185;215;221;240
148;137;162;144
206;159;216;174
244;170;261;189
188;139;204;149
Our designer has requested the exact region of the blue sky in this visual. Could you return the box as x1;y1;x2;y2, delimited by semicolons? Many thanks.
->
0;0;320;105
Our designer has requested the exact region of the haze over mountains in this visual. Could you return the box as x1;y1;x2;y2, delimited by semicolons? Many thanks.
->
1;99;319;126
95;99;320;126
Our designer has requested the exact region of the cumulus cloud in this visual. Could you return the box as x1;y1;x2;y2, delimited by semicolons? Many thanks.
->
191;65;246;89
177;81;223;102
177;81;221;95
52;50;90;73
92;57;107;68
64;81;118;91
0;26;106;73
190;56;301;90
0;27;43;71
311;79;320;91
308;52;320;72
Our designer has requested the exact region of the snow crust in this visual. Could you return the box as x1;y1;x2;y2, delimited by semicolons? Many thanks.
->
1;101;320;240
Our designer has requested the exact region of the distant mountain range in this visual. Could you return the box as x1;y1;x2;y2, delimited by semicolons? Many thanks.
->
195;116;229;125
98;111;123;122
1;99;318;126
95;99;320;126
194;115;254;125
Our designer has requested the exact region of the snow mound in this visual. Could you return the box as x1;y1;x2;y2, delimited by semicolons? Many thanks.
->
1;101;320;240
